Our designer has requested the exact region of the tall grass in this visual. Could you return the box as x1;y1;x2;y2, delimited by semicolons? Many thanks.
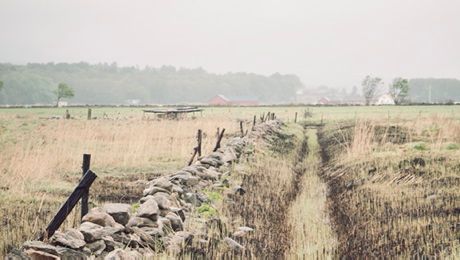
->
321;116;460;258
0;115;240;255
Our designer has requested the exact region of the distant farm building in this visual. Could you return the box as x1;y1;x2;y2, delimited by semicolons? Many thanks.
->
317;97;331;105
57;101;68;107
374;94;395;105
126;99;140;105
208;94;259;106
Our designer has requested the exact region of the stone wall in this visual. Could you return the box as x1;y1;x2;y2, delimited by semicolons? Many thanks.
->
9;120;283;260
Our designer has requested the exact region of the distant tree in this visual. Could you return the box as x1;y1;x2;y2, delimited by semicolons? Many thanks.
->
362;75;382;105
54;83;74;107
389;77;409;105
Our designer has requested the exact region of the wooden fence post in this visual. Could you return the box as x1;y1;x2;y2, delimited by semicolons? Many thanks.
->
81;154;91;221
188;129;202;166
294;112;298;123
65;109;70;119
240;121;244;137
39;170;97;240
252;115;256;130
87;108;92;120
197;129;202;157
213;128;225;152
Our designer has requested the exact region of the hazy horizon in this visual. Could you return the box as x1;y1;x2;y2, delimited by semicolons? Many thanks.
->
1;0;460;89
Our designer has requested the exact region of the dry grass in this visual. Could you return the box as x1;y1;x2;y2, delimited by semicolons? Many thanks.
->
0;113;241;255
320;115;460;258
0;118;239;194
1;106;459;257
287;129;336;258
217;124;337;258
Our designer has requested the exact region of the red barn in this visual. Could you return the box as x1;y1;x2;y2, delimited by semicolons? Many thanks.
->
209;94;231;105
208;94;259;106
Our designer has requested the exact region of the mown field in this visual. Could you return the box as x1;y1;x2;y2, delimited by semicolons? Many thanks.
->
0;105;459;257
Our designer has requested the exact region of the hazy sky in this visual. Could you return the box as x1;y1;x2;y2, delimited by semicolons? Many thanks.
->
1;0;459;88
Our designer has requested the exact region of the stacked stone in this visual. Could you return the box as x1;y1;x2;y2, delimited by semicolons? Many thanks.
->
12;120;283;259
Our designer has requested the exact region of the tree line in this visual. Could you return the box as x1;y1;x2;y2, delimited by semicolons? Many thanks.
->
1;63;459;105
361;76;460;105
0;63;303;105
361;76;409;105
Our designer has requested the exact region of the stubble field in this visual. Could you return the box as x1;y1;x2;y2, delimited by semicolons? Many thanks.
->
0;105;459;258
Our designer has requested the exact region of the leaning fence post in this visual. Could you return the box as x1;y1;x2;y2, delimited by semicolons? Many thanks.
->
188;129;202;166
39;170;97;240
213;128;225;152
81;154;91;221
294;112;298;123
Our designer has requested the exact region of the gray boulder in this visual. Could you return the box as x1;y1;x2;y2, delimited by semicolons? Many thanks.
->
148;177;173;191
23;241;87;259
142;186;170;197
126;216;158;228
82;207;122;228
222;148;238;163
151;194;171;210
136;198;160;221
196;168;219;180
85;240;106;255
165;212;183;231
103;203;131;226
140;226;164;238
131;226;156;245
200;157;222;168
104;248;142;260
50;229;86;249
102;235;124;251
79;222;124;243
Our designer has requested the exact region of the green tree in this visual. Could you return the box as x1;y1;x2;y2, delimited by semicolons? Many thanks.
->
54;83;74;107
362;75;382;105
389;77;409;104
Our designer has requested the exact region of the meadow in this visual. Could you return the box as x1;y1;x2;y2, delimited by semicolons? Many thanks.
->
0;105;459;257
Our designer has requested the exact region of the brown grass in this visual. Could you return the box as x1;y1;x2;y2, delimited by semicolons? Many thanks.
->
218;124;337;258
0;114;241;255
1;106;459;257
320;116;460;258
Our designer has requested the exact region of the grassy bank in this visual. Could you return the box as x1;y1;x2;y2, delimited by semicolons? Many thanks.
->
319;117;460;258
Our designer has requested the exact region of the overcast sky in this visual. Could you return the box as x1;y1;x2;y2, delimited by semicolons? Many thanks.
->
1;0;459;88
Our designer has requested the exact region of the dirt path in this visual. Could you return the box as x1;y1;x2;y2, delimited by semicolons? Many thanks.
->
224;125;336;258
286;128;337;258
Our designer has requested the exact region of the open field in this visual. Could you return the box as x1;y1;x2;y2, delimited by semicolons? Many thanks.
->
1;105;459;257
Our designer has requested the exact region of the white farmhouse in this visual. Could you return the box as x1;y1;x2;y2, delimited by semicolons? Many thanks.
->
374;94;395;105
57;101;68;107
